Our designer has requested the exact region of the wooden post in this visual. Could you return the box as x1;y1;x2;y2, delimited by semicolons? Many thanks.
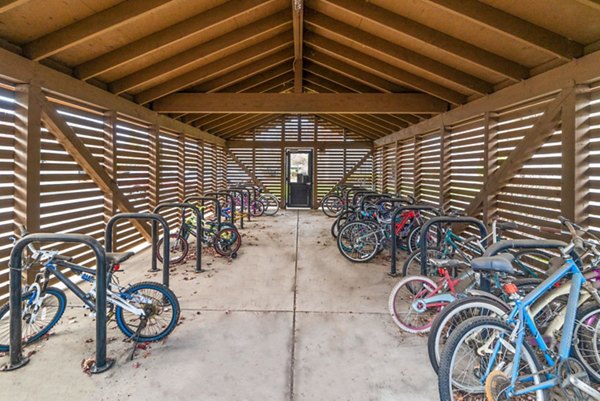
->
561;84;590;224
149;124;160;210
482;112;499;225
13;83;42;284
439;122;450;212
312;120;318;208
177;133;185;201
197;139;203;195
413;135;422;202
280;147;286;209
103;110;117;250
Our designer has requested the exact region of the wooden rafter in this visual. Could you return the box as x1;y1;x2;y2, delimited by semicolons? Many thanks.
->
0;0;28;13
318;0;529;81
0;47;224;146
423;0;583;60
575;0;600;11
74;0;273;80
135;34;293;104
109;10;292;94
304;73;356;93
463;88;573;217
304;62;379;92
316;114;380;140
190;52;294;93
24;0;172;61
39;96;152;242
153;93;448;114
221;115;285;139
305;33;467;105
305;10;493;95
293;0;304;93
305;50;406;93
375;49;600;146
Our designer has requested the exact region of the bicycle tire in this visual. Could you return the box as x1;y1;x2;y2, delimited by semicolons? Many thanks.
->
156;233;189;264
322;195;343;217
115;281;180;342
0;286;67;352
388;275;441;334
259;194;280;216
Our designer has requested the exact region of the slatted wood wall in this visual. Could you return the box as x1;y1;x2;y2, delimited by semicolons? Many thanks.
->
374;83;600;242
0;84;226;301
226;115;374;204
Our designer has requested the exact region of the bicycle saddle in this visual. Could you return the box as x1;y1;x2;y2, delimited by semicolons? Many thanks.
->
106;251;135;265
496;221;518;230
470;253;515;274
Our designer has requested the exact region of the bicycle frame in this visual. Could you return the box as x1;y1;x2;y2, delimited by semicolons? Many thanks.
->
483;258;587;396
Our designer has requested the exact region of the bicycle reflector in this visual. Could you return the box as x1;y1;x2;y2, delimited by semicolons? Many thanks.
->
113;264;120;272
503;283;518;295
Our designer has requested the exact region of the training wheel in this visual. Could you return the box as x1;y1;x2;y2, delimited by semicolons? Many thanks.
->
231;252;238;259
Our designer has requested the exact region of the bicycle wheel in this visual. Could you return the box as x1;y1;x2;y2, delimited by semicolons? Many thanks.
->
115;282;180;342
427;296;509;374
573;302;600;383
331;210;354;238
0;286;67;351
439;317;547;401
213;227;242;257
259;194;280;216
249;200;265;217
407;224;440;254
337;221;379;262
156;233;189;264
322;195;343;217
401;247;447;277
388;275;443;334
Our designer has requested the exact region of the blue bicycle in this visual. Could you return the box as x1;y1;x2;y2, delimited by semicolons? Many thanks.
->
0;232;180;351
438;217;600;400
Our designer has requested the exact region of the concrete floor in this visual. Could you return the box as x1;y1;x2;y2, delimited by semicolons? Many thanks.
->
0;210;438;401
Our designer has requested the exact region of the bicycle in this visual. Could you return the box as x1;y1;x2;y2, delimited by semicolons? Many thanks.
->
437;217;600;401
0;229;180;351
156;210;241;263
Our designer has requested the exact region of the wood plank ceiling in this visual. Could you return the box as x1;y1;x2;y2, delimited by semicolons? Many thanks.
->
0;0;599;140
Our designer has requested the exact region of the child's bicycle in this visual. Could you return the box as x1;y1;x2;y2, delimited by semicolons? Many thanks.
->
0;228;180;351
156;211;241;264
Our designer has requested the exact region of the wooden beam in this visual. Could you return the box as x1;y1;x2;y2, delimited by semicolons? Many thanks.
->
226;148;267;189
223;70;295;94
40;96;152;242
0;47;224;146
304;62;379;92
74;0;273;80
305;50;404;92
293;0;304;93
103;110;118;251
423;0;583;60
575;0;600;11
227;140;372;149
0;0;28;13
153;93;448;114
13;83;42;238
318;0;529;81
136;33;293;104
190;50;294;93
24;0;172;61
109;10;291;94
305;33;467;105
305;10;493;95
304;72;356;93
561;85;590;223
375;49;600;146
463;88;572;217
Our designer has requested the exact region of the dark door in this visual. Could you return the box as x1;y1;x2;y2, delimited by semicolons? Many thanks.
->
286;150;313;207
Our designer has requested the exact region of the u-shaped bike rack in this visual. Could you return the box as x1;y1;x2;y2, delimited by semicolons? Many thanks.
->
419;216;489;276
4;234;114;373
389;205;442;276
105;213;170;287
153;203;203;273
205;192;235;225
222;189;246;228
184;196;222;229
358;193;392;211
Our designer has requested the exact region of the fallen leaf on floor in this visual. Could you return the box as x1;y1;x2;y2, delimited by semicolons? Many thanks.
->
85;338;94;343
81;357;95;375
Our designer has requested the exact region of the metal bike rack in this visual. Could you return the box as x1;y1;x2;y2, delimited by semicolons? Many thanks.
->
358;193;392;211
484;239;568;257
5;234;113;373
343;187;368;211
153;203;203;273
224;188;247;227
419;216;489;276
389;205;442;276
184;195;222;228
105;213;170;287
205;192;235;225
351;190;377;207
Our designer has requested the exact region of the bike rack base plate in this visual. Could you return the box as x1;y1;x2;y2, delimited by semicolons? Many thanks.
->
1;356;30;372
89;358;115;374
